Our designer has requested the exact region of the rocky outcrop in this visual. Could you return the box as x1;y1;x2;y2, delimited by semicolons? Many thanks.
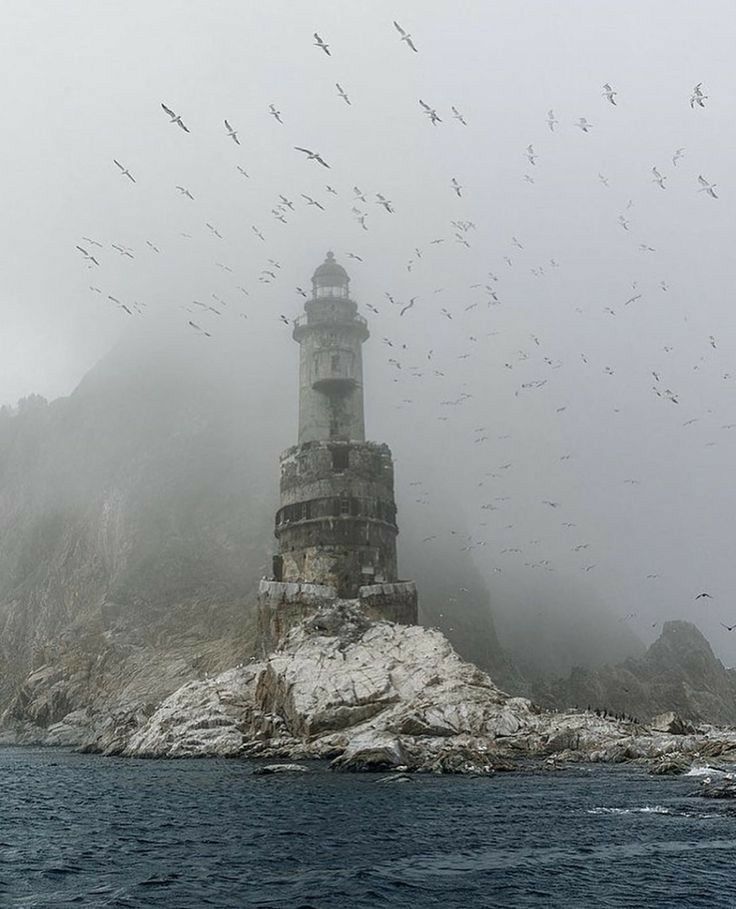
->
33;603;735;775
0;332;521;738
538;621;736;727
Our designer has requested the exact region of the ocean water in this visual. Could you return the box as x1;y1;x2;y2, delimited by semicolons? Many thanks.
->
2;748;735;908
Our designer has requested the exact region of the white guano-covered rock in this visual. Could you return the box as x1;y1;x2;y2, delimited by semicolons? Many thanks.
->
117;602;736;773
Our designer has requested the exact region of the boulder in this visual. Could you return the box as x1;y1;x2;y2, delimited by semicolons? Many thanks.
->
252;764;309;775
650;712;696;735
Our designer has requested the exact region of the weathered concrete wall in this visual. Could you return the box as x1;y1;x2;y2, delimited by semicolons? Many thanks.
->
294;298;368;444
256;579;418;652
275;440;400;597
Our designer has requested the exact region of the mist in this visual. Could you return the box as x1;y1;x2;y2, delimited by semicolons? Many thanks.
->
2;0;736;671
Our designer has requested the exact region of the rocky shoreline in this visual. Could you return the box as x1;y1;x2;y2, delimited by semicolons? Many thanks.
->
4;603;735;777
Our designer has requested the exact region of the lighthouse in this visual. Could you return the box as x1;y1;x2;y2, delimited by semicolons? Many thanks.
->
257;252;418;649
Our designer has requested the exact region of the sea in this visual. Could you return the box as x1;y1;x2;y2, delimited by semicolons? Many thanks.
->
2;747;735;908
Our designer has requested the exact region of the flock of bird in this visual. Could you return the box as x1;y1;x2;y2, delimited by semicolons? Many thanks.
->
73;19;733;641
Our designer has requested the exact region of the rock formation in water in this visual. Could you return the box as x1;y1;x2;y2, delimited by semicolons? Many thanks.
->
537;620;736;726
30;603;736;776
0;331;518;743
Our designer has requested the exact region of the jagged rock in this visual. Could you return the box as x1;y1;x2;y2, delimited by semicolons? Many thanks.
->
697;779;736;799
650;712;696;736
331;734;407;772
540;621;736;727
252;763;309;775
648;755;690;775
45;603;725;775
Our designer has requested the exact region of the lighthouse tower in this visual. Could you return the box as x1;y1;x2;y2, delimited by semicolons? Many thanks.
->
257;252;418;649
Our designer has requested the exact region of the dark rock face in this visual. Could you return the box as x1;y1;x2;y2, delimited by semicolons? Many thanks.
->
539;620;736;727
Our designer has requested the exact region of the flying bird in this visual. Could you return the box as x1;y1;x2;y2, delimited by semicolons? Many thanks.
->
400;297;417;316
161;103;189;132
419;99;441;124
672;147;685;166
346;252;363;261
82;236;102;248
111;243;134;258
75;245;99;266
451;105;467;125
313;32;330;55
224;120;240;144
451;177;462;197
176;185;194;199
301;193;325;210
269;104;283;123
294;146;330;167
236;166;249;178
525;144;538;165
113;160;135;182
376;193;394;213
652;166;667;189
695;592;712;600
393;20;418;52
547;109;558;131
336;83;351;105
690;82;707;108
576;117;592;132
188;321;211;338
602;83;617;105
697;175;718;198
721;623;736;632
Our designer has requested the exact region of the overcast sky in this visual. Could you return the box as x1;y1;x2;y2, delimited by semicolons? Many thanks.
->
2;1;736;661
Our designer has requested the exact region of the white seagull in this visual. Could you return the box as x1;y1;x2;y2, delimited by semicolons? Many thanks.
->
313;32;330;55
602;83;617;105
161;103;189;132
113;160;135;182
224;119;240;144
393;21;418;52
697;174;718;198
294;146;330;167
652;166;667;189
336;83;351;105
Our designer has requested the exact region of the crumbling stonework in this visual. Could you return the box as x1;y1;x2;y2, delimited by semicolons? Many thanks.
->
258;252;418;646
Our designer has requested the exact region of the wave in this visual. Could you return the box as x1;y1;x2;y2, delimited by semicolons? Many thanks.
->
587;805;672;815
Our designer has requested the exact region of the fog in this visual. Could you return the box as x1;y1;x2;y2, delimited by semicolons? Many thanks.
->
2;0;736;667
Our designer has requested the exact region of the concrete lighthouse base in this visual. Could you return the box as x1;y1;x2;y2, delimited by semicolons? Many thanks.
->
257;578;418;654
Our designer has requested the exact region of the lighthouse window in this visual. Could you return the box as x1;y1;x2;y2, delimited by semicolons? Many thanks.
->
331;447;349;470
340;498;351;515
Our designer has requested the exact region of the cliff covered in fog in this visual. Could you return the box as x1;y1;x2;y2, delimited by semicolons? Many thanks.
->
0;332;519;740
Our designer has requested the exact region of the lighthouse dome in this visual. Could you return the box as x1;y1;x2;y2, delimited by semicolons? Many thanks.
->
312;251;350;296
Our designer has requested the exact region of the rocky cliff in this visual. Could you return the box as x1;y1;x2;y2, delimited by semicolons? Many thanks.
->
35;603;736;777
0;330;518;741
537;620;736;726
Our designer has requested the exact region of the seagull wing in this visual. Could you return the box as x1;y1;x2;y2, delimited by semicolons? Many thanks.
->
393;20;406;36
698;174;709;186
113;159;124;171
294;146;313;155
161;102;176;118
224;119;232;131
315;154;330;168
407;38;417;52
419;99;430;111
